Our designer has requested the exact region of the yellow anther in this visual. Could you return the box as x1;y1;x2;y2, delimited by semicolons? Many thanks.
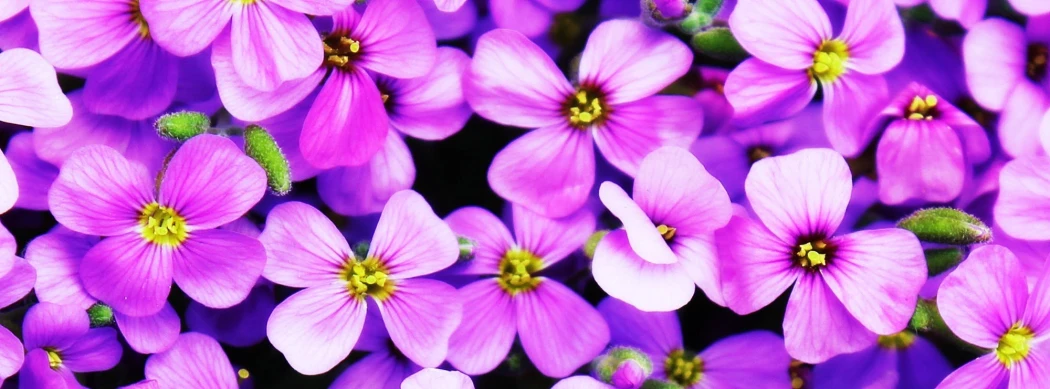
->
45;348;62;370
139;203;187;247
323;35;363;69
656;224;677;241
237;368;250;380
664;349;704;386
806;251;826;267
340;257;395;300
877;332;917;349
498;248;543;294
906;94;939;120
996;324;1034;367
796;240;830;269
808;40;850;84
566;88;606;128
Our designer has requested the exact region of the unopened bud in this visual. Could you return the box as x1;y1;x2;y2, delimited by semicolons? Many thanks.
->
155;111;210;142
611;359;647;389
691;27;748;61
645;0;690;23
584;230;610;259
457;236;475;262
924;247;964;276
897;207;991;245
243;124;292;196
88;302;114;328
596;347;653;388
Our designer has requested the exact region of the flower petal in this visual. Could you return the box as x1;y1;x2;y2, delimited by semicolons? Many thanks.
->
80;233;173;317
930;0;986;27
593;95;704;177
592;230;695;312
598;183;673;265
0;151;14;215
634;146;732;234
811;345;897;389
386;47;472;141
998;81;1050;158
443;207;514;276
368;190;458;278
144;333;238;389
823;229;926;334
838;0;904;74
447;279;516;375
328;351;420;389
271;0;353;14
60;327;122;372
317;132;415;216
185;284;274;348
822;73;889;157
212;34;324;122
30;0;136;69
25;227;97;309
513;204;594;269
718;213;801;315
230;3;321;91
724;59;816;126
962;19;1027;111
578;19;691;105
300;69;389;169
489;0;552;38
515;280;609;378
488;124;595;218
354;0;437;78
745;148;852;241
935;355;1007;389
0;327;23;381
267;283;366;375
115;303;180;354
728;0;831;69
876;120;965;205
260;202;349;288
465;29;572;128
0;48;72;127
83;40;178;120
49;145;151;236
1010;0;1050;17
938;245;1028;348
159;134;266;229
996;155;1050;240
139;0;234;56
699;331;792;389
551;376;609;389
6;133;58;211
597;297;681;357
401;368;473;389
0;258;34;309
376;278;462;368
173;229;265;309
784;273;877;363
23;302;89;351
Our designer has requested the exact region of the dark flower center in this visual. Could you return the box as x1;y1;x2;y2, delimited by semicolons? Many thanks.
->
1027;43;1048;82
747;145;773;164
565;86;608;129
793;237;834;269
904;95;938;120
664;349;703;386
323;35;362;70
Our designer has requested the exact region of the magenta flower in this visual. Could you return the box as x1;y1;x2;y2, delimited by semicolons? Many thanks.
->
444;205;608;377
48;134;268;316
143;333;239;389
0;0;26;22
592;146;731;312
725;0;904;157
329;310;424;389
5;133;58;211
718;148;926;363
401;368;474;389
874;82;990;205
0;222;36;385
811;332;952;388
963;16;1050;157
0;150;15;215
215;0;437;169
420;0;477;40
694;66;733;135
1010;0;1050;16
995;154;1050;241
936;245;1050;387
140;0;351;92
598;297;792;388
467;19;700;217
18;303;123;388
489;0;585;37
0;48;71;128
261;191;462;374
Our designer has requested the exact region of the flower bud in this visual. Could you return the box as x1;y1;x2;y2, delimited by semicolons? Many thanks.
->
691;27;748;61
155;111;210;142
611;359;647;389
243;124;292;196
457;236;475;262
88;302;114;328
645;0;690;22
584;230;610;259
897;207;991;245
924;247;964;276
595;347;653;388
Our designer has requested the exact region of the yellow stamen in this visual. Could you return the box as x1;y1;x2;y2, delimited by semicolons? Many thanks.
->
905;95;938;120
45;347;62;370
237;368;250;380
808;40;850;84
877;332;916;349
322;35;363;69
566;89;607;129
656;224;676;241
128;0;150;39
996;323;1034;367
664;349;704;386
138;203;188;246
795;240;830;268
497;248;543;295
339;257;395;300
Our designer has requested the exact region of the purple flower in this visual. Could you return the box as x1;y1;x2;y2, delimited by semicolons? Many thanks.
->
186;284;275;348
467;20;700;217
0;48;71;128
1010;0;1050;16
489;0;586;37
963;16;1050;157
995;155;1050;241
0;222;36;385
261;191;462;374
811;332;952;389
143;333;239;389
401;368;474;389
0;8;38;51
725;0;904;157
18;303;123;388
592;146;731;312
598;297;792;388
48;134;268;316
0;150;15;215
0;0;26;22
937;245;1050;387
694;66;733;135
444;206;609;377
215;0;437;169
5;133;58;211
140;0;351;92
420;0;477;40
718;148;926;363
874;82;990;205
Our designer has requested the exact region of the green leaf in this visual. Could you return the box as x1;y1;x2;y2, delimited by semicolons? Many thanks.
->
155;111;210;142
243;124;292;196
897;207;992;245
691;27;748;62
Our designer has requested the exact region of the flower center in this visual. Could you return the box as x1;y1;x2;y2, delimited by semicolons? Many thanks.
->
664;349;703;386
996;323;1034;367
656;224;676;241
566;88;608;129
794;239;832;269
877;331;916;349
497;248;543;295
44;347;62;370
747;145;773;164
339;256;395;300
905;95;938;120
323;35;362;70
1027;43;1048;82
808;40;849;84
139;203;187;246
789;360;812;389
128;0;149;39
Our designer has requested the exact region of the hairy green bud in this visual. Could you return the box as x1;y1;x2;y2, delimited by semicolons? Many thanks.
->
155;111;210;142
88;303;114;328
243;124;292;196
897;207;992;245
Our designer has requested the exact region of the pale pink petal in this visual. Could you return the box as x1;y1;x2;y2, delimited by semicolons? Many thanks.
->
718;213;801;315
1010;346;1050;387
229;3;321;91
598;183;673;264
368;190;458;279
823;72;889;157
838;0;905;74
271;0;353;14
377;278;462;367
962;19;1027;111
876;120;966;205
516;280;609;378
725;59;816;126
1024;257;1050;336
998;81;1049;158
354;0;437;78
0;49;72;127
938;245;1028;348
513;204;595;269
446;280;516;375
260;201;350;287
401;368;473;389
267;283;366;375
115;303;180;354
593;96;704;177
0;327;22;382
784;273;877;363
551;376;609;389
996;155;1050;241
728;0;831;69
935;355;1007;389
300;69;389;169
386;47;472;141
48;145;152;236
25;227;98;309
30;0;136;69
592;230;695;312
578;19;691;104
80;233;173;317
1010;0;1050;16
172;229;265;309
745;148;852;242
212;34;324;121
144;333;238;389
434;0;467;12
489;0;552;38
465;29;572;128
317;132;415;216
139;0;234;56
0;0;27;22
930;0;987;27
0;151;14;214
675;234;725;306
633;146;732;234
488;124;594;218
444;207;513;276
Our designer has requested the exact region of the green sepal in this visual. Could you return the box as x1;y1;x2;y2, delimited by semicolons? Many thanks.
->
924;247;964;276
155;111;210;142
243;124;292;196
641;379;685;389
696;0;725;15
677;11;712;34
88;303;114;328
897;207;992;245
584;230;610;259
594;346;653;383
691;27;748;62
457;236;475;262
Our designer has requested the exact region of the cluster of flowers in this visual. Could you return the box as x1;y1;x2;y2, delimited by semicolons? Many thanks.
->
0;0;1049;387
